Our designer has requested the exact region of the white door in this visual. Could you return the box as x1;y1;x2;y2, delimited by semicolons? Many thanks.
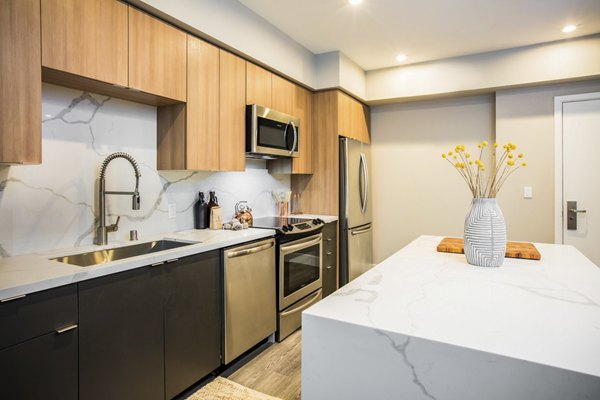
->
556;92;600;267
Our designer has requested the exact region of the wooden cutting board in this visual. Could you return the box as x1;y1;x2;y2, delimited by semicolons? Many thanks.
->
437;237;541;260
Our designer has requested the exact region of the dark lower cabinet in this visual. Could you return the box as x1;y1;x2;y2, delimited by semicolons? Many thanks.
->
0;284;78;399
79;266;165;400
0;324;78;400
79;250;222;400
164;251;221;399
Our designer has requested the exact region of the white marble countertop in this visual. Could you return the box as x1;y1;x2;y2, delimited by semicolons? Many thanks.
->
304;235;600;378
0;228;275;301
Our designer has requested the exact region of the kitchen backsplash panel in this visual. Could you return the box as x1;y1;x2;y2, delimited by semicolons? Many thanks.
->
0;83;290;257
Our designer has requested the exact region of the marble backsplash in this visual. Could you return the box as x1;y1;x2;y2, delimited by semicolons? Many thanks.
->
0;83;290;257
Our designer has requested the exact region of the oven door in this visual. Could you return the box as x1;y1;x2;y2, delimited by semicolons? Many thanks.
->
279;233;322;310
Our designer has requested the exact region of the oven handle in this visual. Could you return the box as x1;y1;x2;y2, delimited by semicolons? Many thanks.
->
280;289;322;317
280;234;322;254
227;240;274;258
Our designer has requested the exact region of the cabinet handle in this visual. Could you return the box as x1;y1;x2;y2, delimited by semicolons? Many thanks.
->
151;261;165;267
1;294;26;303
166;258;179;263
326;238;333;242
56;324;78;334
326;265;333;270
326;251;333;255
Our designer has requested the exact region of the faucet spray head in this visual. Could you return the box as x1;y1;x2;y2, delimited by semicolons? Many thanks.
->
132;192;141;210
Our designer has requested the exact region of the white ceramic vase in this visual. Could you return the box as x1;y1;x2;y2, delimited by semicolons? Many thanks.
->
464;198;507;267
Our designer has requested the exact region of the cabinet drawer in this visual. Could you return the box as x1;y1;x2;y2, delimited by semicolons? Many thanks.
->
0;284;77;349
0;327;78;399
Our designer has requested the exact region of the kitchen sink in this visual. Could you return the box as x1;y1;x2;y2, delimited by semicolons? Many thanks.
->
50;239;198;267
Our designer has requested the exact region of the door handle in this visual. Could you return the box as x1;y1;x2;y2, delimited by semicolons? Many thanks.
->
227;240;274;258
290;121;298;155
359;153;368;213
56;324;78;334
279;289;322;317
567;201;586;230
351;225;372;235
280;234;321;253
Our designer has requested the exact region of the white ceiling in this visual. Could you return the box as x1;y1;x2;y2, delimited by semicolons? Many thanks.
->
237;0;600;71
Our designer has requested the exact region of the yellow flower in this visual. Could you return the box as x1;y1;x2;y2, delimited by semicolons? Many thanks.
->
448;151;453;156
518;153;524;158
509;143;517;150
482;141;488;147
465;153;471;158
508;154;514;159
522;162;527;167
477;144;481;148
442;153;447;158
469;161;473;165
494;143;499;148
453;155;457;159
507;160;515;166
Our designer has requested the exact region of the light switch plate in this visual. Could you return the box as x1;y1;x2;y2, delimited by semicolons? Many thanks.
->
523;186;533;199
168;203;177;219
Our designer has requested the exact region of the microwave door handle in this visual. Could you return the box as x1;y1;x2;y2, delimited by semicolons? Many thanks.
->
283;122;290;152
290;121;298;155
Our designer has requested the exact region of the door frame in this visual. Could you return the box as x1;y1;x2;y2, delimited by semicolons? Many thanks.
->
553;91;600;244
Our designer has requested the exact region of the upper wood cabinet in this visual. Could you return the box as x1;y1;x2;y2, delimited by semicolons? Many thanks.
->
337;91;370;144
41;0;128;87
0;0;41;164
128;7;187;102
272;74;295;116
291;86;313;174
246;63;272;107
219;50;246;172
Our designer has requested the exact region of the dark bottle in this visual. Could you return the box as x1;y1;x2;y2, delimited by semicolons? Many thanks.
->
207;191;219;209
193;192;209;229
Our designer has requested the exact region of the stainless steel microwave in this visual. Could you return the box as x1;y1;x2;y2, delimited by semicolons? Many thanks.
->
246;104;300;159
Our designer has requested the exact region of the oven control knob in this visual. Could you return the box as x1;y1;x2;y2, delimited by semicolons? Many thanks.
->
317;218;325;224
312;219;319;224
287;224;294;231
281;226;289;232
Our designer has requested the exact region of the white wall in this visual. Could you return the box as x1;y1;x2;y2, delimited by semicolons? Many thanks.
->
0;84;289;257
370;95;495;263
367;35;600;102
496;79;600;243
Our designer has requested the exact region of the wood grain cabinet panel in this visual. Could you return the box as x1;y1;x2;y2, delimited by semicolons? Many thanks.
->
292;86;313;174
219;50;246;171
186;36;220;171
272;74;295;116
0;0;41;164
41;0;128;86
128;6;186;102
246;62;272;107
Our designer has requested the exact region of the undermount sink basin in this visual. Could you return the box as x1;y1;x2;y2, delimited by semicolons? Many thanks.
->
50;239;198;267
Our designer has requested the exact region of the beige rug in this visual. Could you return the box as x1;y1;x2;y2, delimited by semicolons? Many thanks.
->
188;377;283;400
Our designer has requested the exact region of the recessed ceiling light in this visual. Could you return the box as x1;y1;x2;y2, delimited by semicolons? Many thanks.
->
349;0;363;5
562;24;577;33
396;54;407;62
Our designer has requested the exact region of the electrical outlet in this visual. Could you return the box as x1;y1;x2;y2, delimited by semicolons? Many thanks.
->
523;186;533;199
168;203;177;219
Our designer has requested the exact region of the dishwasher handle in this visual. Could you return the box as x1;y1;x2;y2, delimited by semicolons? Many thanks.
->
226;240;274;258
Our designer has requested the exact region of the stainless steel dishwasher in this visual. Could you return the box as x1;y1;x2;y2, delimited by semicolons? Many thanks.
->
223;238;276;364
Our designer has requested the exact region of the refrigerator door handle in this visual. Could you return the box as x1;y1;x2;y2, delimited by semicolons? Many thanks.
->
351;225;372;235
359;153;368;213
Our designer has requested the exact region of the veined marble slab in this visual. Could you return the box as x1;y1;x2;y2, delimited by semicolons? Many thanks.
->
0;228;275;301
302;235;600;400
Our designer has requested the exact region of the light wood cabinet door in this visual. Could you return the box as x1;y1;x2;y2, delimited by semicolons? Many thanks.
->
0;0;41;164
292;86;313;174
186;36;220;171
129;7;186;102
337;91;370;143
272;74;295;116
219;50;246;171
41;0;128;87
246;62;272;107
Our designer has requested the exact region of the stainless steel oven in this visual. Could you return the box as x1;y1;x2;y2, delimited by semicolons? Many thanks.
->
251;216;326;341
278;233;323;341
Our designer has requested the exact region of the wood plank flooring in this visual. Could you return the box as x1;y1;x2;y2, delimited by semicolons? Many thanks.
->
225;330;302;400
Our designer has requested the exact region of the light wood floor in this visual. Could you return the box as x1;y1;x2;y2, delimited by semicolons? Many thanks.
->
225;330;302;400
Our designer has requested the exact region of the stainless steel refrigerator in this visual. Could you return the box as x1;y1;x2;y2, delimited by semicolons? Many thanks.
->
339;137;373;286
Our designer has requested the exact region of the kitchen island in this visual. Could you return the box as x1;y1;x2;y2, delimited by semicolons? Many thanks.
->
302;235;600;400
